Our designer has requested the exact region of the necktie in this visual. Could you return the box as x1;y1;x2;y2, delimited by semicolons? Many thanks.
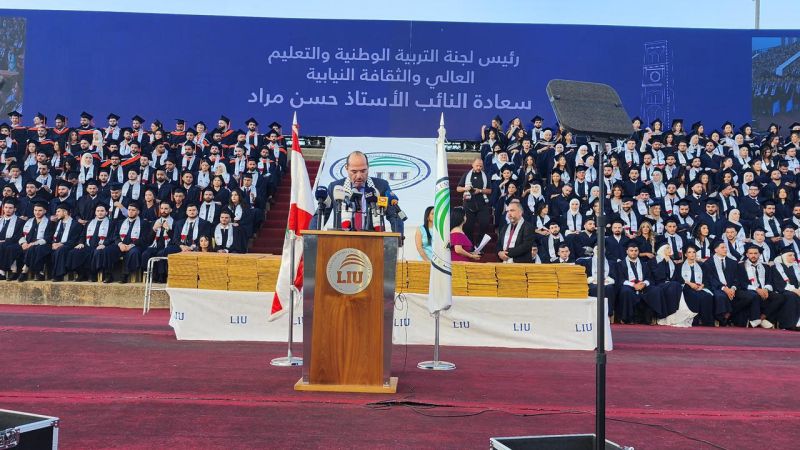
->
204;205;211;222
221;228;228;247
0;219;8;238
690;265;696;283
629;260;639;282
505;223;517;250
186;222;194;245
92;221;101;245
354;189;365;230
157;219;166;248
769;218;779;236
670;236;678;255
572;215;578;231
29;221;38;242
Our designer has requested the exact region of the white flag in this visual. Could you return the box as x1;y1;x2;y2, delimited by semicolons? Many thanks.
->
427;113;452;314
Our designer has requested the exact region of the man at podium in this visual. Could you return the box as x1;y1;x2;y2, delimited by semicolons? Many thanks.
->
315;151;404;236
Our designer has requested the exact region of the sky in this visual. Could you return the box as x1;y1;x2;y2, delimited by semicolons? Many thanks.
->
0;0;798;29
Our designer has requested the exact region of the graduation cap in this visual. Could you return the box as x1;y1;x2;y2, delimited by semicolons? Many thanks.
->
109;182;123;191
711;239;726;250
173;186;187;195
739;123;752;133
7;111;21;118
691;121;703;131
85;179;100;187
266;129;280;137
151;138;165;147
492;115;503;125
648;135;663;144
762;199;777;206
2;197;18;207
500;163;514;173
721;121;734;130
610;217;625;226
185;128;197;135
744;243;762;253
186;201;200;209
545;219;559;228
107;113;120;121
94;203;109;211
683;243;700;253
55;179;71;189
34;112;46;122
32;199;49;209
783;221;798;230
625;240;640;248
25;179;42;188
219;115;231;124
245;117;259;126
621;195;634;203
3;184;18;194
152;119;163;129
0;123;9;130
127;200;143;211
80;111;94;120
650;118;662;127
705;196;721;206
631;116;642;124
635;185;651;195
663;216;678;226
195;121;206;129
53;114;67;123
769;122;781;130
268;121;282;129
790;122;800;130
671;118;683;126
781;245;795;255
121;127;133;134
175;118;185;125
575;165;588;173
132;115;145;123
530;115;543;124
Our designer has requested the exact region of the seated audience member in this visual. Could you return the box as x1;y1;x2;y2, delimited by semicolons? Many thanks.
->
197;234;214;252
50;202;84;282
615;241;666;324
15;200;53;281
214;209;246;254
772;246;800;330
0;199;25;278
554;242;573;263
740;244;787;329
67;204;113;282
702;240;754;327
141;203;175;283
650;244;682;318
679;244;716;326
105;201;152;283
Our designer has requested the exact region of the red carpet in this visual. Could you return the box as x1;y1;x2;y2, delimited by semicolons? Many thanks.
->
2;305;799;449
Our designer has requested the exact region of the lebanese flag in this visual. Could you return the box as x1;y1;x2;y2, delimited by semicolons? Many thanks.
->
269;112;315;321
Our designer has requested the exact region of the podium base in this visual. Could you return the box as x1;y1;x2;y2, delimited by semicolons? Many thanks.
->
270;356;303;367
294;377;398;394
417;360;456;371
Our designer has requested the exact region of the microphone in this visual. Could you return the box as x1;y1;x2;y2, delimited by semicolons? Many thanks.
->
315;186;328;202
332;185;345;230
350;191;363;231
388;191;407;221
364;187;378;231
376;196;388;231
341;207;353;231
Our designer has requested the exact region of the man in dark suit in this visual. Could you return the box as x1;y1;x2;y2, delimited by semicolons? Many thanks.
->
497;200;535;263
696;197;725;239
702;240;756;327
316;151;400;233
104;201;152;283
49;202;84;282
614;240;666;323
605;218;630;263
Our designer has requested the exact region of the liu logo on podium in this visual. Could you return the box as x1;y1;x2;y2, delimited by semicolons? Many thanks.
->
326;248;373;295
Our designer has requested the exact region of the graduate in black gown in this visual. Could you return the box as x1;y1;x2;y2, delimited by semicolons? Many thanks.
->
213;209;246;254
67;203;113;282
702;240;756;327
49;202;83;282
740;244;787;329
614;240;667;323
649;244;683;317
16;200;54;281
0;198;25;278
678;244;716;326
771;246;800;330
103;200;152;283
141;203;175;283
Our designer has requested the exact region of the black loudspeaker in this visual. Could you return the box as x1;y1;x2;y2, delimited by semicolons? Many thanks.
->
546;79;632;137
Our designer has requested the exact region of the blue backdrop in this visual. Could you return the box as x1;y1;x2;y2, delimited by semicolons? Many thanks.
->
4;9;798;138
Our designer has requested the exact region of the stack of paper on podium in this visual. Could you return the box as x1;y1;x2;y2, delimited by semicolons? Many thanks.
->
167;253;199;288
556;264;590;298
495;264;528;298
526;265;558;298
465;263;497;297
197;254;229;290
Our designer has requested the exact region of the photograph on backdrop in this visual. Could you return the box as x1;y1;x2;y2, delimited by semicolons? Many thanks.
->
752;36;800;131
0;16;25;113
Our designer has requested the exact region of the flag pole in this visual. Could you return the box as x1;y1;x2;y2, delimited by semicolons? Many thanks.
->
417;311;455;370
271;230;303;366
418;112;455;371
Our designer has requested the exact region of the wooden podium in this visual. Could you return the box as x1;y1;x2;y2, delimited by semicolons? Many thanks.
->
295;230;400;393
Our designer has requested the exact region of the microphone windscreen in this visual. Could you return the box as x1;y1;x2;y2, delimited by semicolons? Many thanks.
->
332;185;345;201
315;186;328;200
377;196;388;208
